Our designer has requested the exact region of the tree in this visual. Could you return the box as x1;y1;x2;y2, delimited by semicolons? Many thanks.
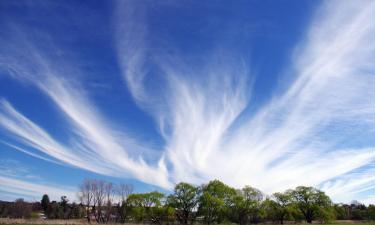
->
9;199;31;218
118;183;134;203
145;192;170;225
167;182;200;225
41;194;50;213
290;186;332;223
126;191;167;224
78;179;119;223
93;180;106;223
228;192;246;225
70;202;85;219
79;179;95;223
117;183;133;223
366;204;375;220
228;186;264;225
103;182;115;223
198;180;236;225
265;191;292;224
60;196;69;219
127;193;146;222
242;186;264;223
333;203;349;220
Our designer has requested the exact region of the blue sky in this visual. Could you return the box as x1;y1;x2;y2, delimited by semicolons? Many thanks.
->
1;0;375;204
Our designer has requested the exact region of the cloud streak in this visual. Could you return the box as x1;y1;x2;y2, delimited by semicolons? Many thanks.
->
0;28;169;188
116;0;375;202
0;159;76;201
0;175;76;201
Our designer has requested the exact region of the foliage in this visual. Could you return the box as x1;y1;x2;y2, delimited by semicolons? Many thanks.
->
41;194;50;213
198;180;237;225
167;182;200;225
263;191;293;224
4;178;375;224
228;186;264;225
126;191;168;224
290;186;332;223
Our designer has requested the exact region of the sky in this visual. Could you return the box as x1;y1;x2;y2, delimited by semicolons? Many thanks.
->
1;0;375;204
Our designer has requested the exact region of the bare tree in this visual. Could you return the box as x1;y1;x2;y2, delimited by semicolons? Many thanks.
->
117;183;133;223
104;182;115;223
92;180;106;223
10;199;32;218
118;183;134;204
78;179;133;223
79;179;95;223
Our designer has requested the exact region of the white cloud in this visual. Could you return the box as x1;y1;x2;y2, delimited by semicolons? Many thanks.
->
1;0;375;203
116;0;375;201
0;31;170;188
0;175;76;201
0;159;75;201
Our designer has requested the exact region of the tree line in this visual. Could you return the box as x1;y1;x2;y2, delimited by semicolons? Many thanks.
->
2;179;375;224
72;179;375;224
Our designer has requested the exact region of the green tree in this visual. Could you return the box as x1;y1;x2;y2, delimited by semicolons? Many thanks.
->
127;193;147;222
315;206;335;223
144;192;166;224
118;200;129;223
264;191;292;224
366;204;375;220
229;186;264;225
198;180;236;225
167;182;200;225
242;186;264;224
228;193;247;225
333;204;349;220
126;191;166;223
41;194;50;213
290;186;332;223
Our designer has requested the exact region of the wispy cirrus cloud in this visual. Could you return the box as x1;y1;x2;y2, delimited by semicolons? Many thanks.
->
0;175;76;201
0;28;170;188
1;0;375;204
116;0;375;202
0;159;76;201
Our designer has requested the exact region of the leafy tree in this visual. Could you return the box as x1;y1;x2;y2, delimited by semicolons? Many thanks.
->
366;204;375;220
228;192;247;225
315;205;335;223
198;180;236;225
117;183;134;223
242;186;264;223
118;200;129;223
126;191;166;223
333;203;349;220
144;192;166;224
264;191;292;224
127;193;147;222
167;182;200;225
41;194;50;213
290;186;332;223
228;186;264;225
